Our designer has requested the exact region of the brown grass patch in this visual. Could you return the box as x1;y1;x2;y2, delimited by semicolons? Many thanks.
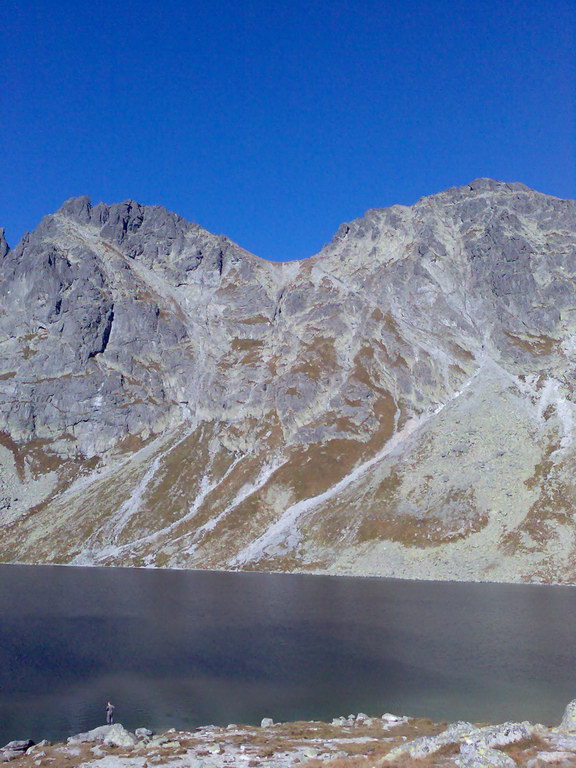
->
231;338;265;351
504;330;557;355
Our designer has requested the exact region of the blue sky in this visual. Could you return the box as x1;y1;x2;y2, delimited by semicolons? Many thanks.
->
2;0;574;261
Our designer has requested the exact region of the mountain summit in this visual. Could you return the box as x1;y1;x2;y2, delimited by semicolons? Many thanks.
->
1;180;575;582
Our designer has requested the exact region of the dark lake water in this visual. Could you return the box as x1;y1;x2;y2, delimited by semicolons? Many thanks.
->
1;564;576;745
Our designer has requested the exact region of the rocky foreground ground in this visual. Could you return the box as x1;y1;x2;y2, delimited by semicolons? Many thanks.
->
5;702;576;768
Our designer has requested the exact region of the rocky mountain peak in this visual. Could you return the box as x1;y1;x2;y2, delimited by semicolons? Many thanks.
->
1;181;575;584
0;228;9;258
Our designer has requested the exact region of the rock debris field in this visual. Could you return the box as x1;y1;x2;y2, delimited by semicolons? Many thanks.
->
5;702;576;767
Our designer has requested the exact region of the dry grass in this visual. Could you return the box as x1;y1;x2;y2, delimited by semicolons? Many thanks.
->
503;330;557;356
4;720;567;768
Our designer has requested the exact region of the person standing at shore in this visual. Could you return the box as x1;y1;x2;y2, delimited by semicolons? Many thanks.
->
106;701;115;724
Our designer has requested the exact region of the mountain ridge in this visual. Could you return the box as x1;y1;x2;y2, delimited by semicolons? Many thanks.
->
1;179;575;583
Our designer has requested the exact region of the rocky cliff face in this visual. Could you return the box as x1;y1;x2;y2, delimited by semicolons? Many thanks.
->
1;179;575;582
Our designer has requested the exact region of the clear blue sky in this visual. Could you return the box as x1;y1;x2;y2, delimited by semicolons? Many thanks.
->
2;0;574;261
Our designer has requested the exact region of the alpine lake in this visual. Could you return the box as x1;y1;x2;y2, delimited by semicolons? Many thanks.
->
1;563;575;745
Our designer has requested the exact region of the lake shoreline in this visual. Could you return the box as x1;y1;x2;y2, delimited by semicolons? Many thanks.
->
3;557;576;589
4;705;576;768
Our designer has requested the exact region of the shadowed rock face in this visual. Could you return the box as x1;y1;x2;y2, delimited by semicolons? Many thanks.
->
1;179;576;582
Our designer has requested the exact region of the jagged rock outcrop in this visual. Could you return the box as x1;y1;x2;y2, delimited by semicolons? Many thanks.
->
1;179;575;582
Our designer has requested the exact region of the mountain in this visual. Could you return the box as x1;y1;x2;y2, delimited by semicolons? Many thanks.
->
1;179;575;582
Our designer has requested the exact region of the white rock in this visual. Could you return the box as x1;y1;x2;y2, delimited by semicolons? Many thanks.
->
560;700;576;731
67;723;137;749
260;717;274;727
363;718;375;726
103;724;139;749
331;717;347;726
134;728;153;739
381;713;403;722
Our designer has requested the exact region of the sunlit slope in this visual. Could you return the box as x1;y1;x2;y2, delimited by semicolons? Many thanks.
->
1;179;575;582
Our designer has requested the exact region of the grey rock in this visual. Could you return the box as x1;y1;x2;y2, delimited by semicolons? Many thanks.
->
2;181;576;584
260;717;274;727
0;228;9;258
463;721;533;749
385;719;533;763
546;730;576;750
560;699;576;731
134;728;153;739
26;741;50;755
455;742;517;767
383;721;477;760
161;740;181;748
148;735;169;746
2;739;34;752
68;723;137;748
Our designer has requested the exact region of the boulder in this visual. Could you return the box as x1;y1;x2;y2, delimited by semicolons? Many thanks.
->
546;731;576;751
148;735;170;746
560;699;576;731
26;740;50;754
68;723;137;748
134;728;153;739
331;717;347;726
363;718;376;726
383;721;477;760
464;721;533;749
455;743;517;767
2;740;34;753
381;713;406;724
260;717;274;727
384;719;533;764
103;725;139;748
